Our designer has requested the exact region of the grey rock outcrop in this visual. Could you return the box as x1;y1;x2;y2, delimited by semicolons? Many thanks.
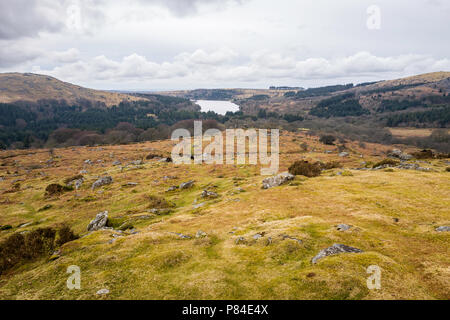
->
389;149;413;160
436;226;450;232
201;190;218;198
337;224;352;231
262;172;294;189
311;244;363;264
196;230;207;238
87;211;109;231
180;180;195;189
96;289;110;295
91;176;113;190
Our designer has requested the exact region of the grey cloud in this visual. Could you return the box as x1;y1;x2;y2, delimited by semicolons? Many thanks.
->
137;0;246;16
0;0;65;40
0;41;42;67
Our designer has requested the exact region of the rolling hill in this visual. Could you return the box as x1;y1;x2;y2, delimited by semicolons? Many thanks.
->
0;73;143;107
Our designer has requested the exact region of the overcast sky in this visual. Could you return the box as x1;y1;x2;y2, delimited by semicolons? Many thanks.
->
1;0;449;90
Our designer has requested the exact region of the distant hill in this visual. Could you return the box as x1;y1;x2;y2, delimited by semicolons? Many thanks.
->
0;73;143;107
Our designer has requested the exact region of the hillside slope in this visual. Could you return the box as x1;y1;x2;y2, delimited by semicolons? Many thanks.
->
0;73;143;107
0;133;449;299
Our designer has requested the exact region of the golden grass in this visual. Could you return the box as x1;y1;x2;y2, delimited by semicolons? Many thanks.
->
388;128;446;138
0;73;142;107
0;132;449;300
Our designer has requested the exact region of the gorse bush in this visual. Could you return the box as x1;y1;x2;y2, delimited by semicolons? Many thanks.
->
412;149;434;159
319;135;336;145
0;226;77;275
288;160;322;177
45;184;73;197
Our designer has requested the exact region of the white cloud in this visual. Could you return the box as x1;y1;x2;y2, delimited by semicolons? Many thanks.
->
35;49;450;89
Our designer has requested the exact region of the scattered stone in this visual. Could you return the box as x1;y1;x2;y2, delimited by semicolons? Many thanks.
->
253;232;266;240
266;237;272;246
74;179;83;190
281;234;303;244
87;211;108;231
339;152;349;157
84;160;93;165
396;163;430;171
436;226;450;232
196;230;207;238
262;172;295;189
193;203;205;209
112;160;121;166
173;232;192;239
389;149;413;161
18;222;33;228
311;244;363;264
131;160;143;165
336;224;352;231
79;170;88;174
201;190;219;199
235;237;246;245
91;176;113;190
125;182;138;187
96;289;110;295
166;186;179;192
148;208;172;215
180;180;195;189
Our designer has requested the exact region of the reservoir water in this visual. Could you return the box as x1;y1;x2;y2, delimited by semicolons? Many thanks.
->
195;100;240;115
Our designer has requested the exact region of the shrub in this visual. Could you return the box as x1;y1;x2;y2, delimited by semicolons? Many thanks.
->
288;161;322;177
148;195;173;209
0;228;55;274
0;225;12;231
446;167;450;172
319;135;336;145
319;161;342;170
0;226;77;274
45;184;73;197
412;149;434;159
300;142;308;151
146;153;164;160
56;225;79;247
373;159;399;168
